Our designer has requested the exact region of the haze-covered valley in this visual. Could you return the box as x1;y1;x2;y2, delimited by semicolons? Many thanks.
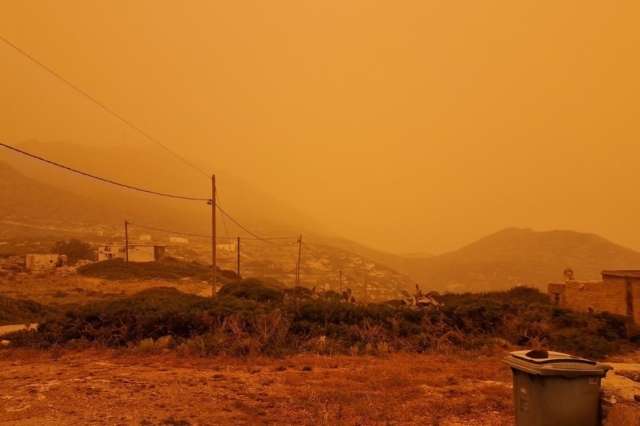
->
2;140;639;296
2;3;640;424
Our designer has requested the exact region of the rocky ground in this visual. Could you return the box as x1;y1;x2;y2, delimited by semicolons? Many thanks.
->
0;350;514;426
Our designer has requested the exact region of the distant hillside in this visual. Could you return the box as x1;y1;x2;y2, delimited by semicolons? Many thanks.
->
0;140;326;237
396;228;640;292
0;150;414;299
0;161;119;229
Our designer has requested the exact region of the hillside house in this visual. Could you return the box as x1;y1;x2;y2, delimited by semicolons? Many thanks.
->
548;270;640;324
98;245;165;262
218;242;237;252
25;254;63;272
138;235;152;242
169;237;189;243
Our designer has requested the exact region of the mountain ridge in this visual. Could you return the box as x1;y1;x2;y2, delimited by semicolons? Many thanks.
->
393;227;640;292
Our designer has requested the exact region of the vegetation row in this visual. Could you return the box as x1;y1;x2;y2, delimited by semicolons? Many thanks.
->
3;280;638;360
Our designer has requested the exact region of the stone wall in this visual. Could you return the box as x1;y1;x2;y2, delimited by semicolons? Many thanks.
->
548;283;566;307
25;254;59;272
565;280;628;317
549;277;640;323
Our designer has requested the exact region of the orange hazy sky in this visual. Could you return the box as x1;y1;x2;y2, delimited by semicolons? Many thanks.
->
1;1;639;254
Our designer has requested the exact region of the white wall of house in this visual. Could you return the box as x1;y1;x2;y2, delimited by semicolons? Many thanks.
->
98;246;126;261
169;237;189;243
128;245;156;262
97;245;163;262
218;243;237;252
25;254;59;271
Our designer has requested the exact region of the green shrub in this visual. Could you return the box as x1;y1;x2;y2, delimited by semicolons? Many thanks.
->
77;258;226;282
0;296;55;326
218;278;284;303
5;284;638;360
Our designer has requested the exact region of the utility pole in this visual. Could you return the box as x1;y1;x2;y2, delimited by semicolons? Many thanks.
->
211;175;217;297
124;220;129;267
339;270;343;293
297;235;302;287
237;236;241;285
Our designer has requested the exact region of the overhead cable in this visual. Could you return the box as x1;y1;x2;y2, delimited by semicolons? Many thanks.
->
127;222;222;240
0;142;210;202
0;35;211;179
302;241;338;272
215;204;299;245
127;222;298;245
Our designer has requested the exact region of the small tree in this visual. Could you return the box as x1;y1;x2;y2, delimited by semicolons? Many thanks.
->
52;239;94;263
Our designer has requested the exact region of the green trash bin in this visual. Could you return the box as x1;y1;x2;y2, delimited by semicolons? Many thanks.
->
503;350;612;426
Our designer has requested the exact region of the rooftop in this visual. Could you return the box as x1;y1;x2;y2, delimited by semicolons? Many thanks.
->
99;244;166;248
601;270;640;279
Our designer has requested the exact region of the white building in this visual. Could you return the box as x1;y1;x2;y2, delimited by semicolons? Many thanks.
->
218;243;237;252
169;237;189;244
25;254;60;272
138;235;152;241
98;245;165;262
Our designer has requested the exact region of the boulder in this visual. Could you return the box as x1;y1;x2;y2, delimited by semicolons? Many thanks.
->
601;363;640;425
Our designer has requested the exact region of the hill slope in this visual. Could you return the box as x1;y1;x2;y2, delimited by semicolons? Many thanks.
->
0;161;120;229
0;156;414;299
397;228;640;292
0;140;326;237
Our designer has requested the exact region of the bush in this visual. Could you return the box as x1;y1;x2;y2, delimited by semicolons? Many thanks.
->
78;258;224;282
218;278;284;303
0;296;55;326
5;284;638;360
52;239;94;263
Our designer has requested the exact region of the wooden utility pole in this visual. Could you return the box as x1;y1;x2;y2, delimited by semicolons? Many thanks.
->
296;235;302;287
212;175;217;297
237;236;241;285
124;220;129;267
339;270;343;293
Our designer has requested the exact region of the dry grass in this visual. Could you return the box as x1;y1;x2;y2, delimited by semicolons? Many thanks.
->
0;275;212;305
0;349;514;425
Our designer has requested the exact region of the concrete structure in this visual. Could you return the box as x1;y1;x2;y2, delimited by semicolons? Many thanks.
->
169;237;189;243
218;242;237;252
548;270;640;324
98;245;165;262
25;254;60;272
138;235;152;242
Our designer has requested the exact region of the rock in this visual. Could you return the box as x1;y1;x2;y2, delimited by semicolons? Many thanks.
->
0;340;10;347
603;405;640;426
602;363;640;426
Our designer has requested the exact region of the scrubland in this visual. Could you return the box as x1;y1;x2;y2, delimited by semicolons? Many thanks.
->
0;349;513;425
1;260;639;424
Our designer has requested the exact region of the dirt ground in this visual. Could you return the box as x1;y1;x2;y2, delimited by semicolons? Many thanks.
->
0;350;514;426
0;275;213;306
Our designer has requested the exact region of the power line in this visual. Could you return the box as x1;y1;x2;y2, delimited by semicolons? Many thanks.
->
0;142;210;202
216;192;230;239
127;222;221;239
302;241;338;273
0;34;211;179
215;204;299;246
127;222;298;244
0;37;309;251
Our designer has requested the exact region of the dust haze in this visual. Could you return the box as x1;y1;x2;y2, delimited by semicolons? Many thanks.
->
1;1;639;255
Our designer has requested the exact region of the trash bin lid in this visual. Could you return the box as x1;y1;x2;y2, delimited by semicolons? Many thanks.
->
503;350;613;378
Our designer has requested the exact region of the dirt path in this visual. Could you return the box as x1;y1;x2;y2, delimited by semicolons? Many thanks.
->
0;350;513;426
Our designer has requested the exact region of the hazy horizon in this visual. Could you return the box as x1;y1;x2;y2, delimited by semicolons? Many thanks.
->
2;2;639;254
